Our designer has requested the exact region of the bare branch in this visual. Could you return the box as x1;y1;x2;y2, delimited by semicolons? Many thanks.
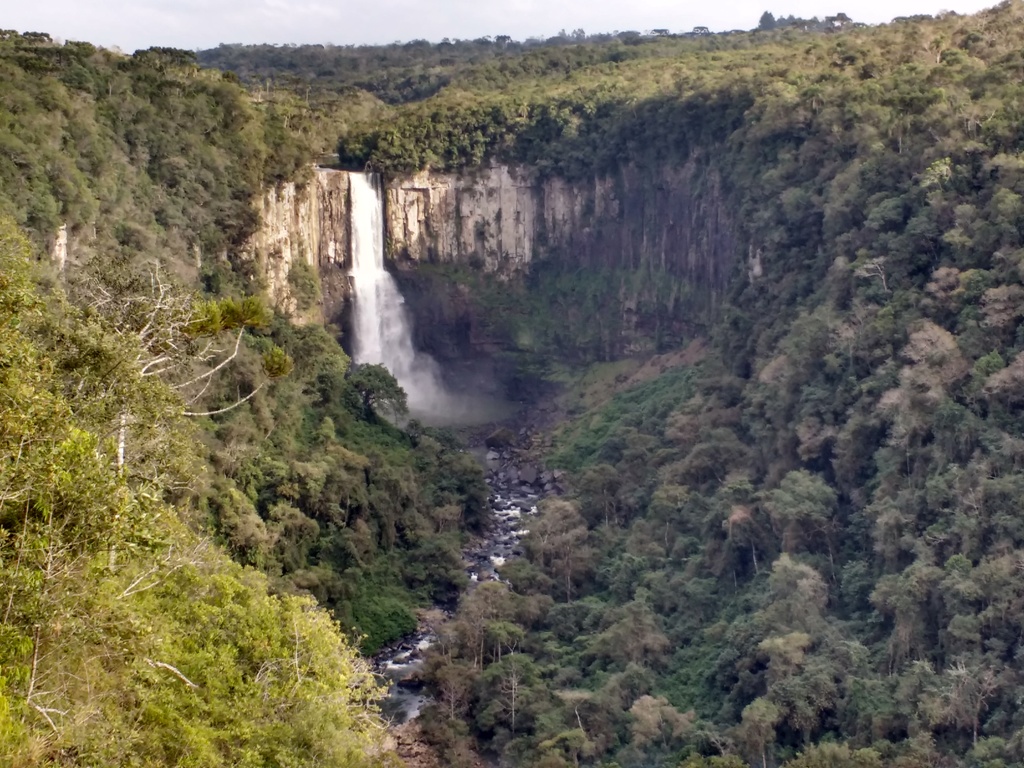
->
174;328;245;390
183;383;265;417
30;702;66;733
145;658;199;689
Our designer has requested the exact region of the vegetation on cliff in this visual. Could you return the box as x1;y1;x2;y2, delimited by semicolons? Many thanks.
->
0;27;490;658
9;2;1024;765
0;28;495;765
303;3;1024;767
0;218;391;765
0;40;483;768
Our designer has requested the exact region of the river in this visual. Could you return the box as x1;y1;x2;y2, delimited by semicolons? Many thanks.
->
374;446;560;724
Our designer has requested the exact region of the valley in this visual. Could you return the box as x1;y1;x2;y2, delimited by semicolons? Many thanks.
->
5;5;1024;766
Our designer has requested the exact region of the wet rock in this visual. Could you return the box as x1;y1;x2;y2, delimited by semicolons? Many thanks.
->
392;721;444;768
485;451;501;471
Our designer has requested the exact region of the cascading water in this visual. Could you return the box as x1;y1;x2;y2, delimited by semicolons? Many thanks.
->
349;171;537;724
348;172;452;417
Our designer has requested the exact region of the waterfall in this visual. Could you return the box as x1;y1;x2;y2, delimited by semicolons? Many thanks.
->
348;172;450;417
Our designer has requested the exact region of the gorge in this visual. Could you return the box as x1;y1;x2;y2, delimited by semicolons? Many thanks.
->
6;7;1024;767
245;158;739;404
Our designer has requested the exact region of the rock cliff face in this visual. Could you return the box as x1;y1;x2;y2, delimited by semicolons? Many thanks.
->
244;168;352;323
383;161;739;363
384;160;737;291
385;166;537;273
52;223;68;276
246;161;739;367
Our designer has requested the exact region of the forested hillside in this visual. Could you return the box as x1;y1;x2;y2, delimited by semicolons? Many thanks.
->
0;29;492;763
9;2;1024;766
244;3;1024;767
0;26;491;654
197;11;863;108
0;219;391;763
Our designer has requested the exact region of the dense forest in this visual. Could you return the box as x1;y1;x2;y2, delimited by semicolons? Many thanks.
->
8;1;1024;766
0;28;489;764
203;2;1024;767
196;11;866;107
0;211;390;764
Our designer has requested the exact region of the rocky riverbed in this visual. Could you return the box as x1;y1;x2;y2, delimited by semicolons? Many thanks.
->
374;446;563;725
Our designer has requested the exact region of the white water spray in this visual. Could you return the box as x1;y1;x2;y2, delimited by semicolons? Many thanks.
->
348;172;452;417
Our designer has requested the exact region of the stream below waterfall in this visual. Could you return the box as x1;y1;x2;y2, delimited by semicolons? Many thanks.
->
374;448;563;725
345;170;561;724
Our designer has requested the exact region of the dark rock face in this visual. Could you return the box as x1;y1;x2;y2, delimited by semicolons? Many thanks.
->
384;160;739;391
384;160;738;297
314;170;355;326
531;161;738;295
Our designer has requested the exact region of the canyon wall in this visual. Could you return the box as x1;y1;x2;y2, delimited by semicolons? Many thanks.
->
246;161;740;365
383;161;740;363
384;160;737;291
243;168;352;323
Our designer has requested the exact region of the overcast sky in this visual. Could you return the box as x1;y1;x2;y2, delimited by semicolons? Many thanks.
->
5;0;1000;52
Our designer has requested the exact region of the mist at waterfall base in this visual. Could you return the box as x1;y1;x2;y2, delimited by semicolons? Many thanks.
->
348;173;511;426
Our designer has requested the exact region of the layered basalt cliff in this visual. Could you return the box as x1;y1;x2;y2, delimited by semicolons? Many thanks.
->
243;168;352;323
383;161;739;364
246;161;740;366
385;165;538;274
384;160;737;291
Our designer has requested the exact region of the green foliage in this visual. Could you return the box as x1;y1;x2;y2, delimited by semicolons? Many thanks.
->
783;743;882;768
286;258;321;311
14;6;1024;765
0;219;388;766
0;28;490;666
348;363;411;421
192;296;274;335
199;33;680;107
350;587;419;652
194;319;486;650
552;365;696;472
0;33;310;260
261;344;294;378
388;5;1024;767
